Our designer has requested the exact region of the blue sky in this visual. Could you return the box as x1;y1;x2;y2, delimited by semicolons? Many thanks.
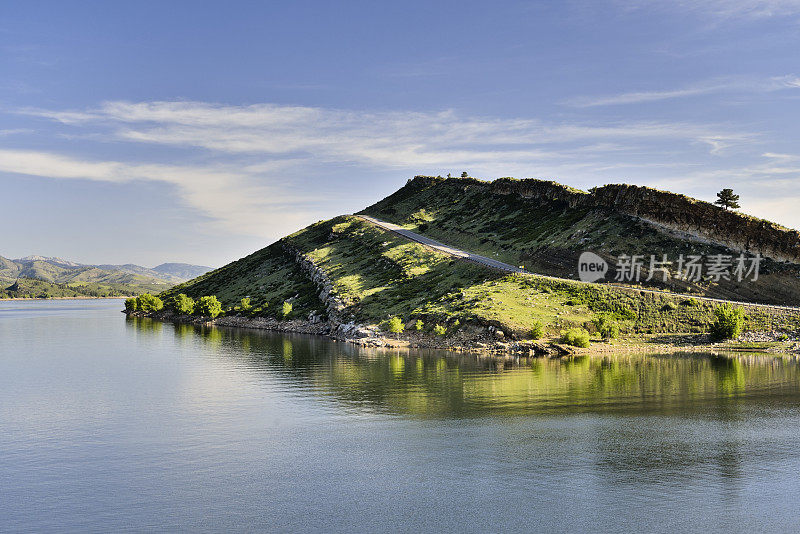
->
2;0;800;267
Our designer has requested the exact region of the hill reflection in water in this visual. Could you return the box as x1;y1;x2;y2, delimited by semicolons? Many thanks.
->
129;317;800;419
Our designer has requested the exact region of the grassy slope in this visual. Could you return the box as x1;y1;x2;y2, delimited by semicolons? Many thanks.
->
159;243;324;320
360;177;800;306
285;216;503;323
173;214;799;339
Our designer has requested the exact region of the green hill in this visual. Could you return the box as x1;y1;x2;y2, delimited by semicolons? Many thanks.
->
0;277;140;299
361;176;800;305
157;176;800;344
0;255;211;299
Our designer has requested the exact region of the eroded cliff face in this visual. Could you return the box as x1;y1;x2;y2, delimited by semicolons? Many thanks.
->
490;177;587;208
589;184;800;264
407;176;800;264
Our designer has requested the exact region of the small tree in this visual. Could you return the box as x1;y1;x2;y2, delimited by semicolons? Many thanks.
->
124;297;138;313
386;316;404;337
170;293;195;315
530;320;544;340
715;189;740;210
195;295;222;318
710;304;744;340
137;293;164;312
593;315;620;339
282;301;293;318
414;319;424;331
240;297;251;311
461;171;468;178
433;324;447;336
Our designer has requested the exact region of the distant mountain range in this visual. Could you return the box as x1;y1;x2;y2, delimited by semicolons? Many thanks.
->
0;255;213;299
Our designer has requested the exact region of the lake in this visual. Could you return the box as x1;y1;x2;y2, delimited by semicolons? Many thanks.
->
2;299;800;532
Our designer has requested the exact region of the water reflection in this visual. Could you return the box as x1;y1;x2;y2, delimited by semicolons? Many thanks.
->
127;319;800;418
7;303;800;532
125;315;163;334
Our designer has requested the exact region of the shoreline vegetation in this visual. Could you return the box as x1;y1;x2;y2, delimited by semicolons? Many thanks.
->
125;293;800;357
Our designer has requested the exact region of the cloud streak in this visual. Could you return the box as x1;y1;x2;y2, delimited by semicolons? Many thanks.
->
5;99;797;235
19;100;750;161
0;148;326;237
565;75;800;108
566;85;725;107
618;0;800;20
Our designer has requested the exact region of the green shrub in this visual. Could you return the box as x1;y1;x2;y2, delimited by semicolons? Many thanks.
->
661;302;677;311
282;301;293;318
136;293;164;312
124;297;138;312
617;307;637;320
593;315;620;339
169;293;195;315
195;295;222;318
778;333;789;342
386;316;404;335
561;328;590;348
530;320;544;340
240;297;251;311
433;324;447;336
710;305;744;340
414;319;424;331
451;318;461;329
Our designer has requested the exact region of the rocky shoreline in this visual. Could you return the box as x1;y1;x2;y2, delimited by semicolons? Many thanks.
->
125;309;800;357
125;309;576;357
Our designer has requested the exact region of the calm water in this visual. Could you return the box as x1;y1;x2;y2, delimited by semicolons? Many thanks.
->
2;300;800;533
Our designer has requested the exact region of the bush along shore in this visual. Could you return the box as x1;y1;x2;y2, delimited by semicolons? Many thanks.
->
124;293;800;357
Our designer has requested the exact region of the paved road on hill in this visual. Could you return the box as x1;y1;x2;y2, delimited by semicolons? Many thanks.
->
354;214;800;312
357;215;526;273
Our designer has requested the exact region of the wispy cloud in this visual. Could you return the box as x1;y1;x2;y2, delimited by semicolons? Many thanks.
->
565;75;800;108
566;85;725;107
0;148;326;237
18;100;748;161
0;128;32;136
683;0;800;19
4;99;790;234
762;151;800;160
618;0;800;20
696;134;757;154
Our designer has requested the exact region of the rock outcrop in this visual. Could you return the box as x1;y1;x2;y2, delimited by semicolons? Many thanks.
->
589;184;800;264
280;241;350;323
